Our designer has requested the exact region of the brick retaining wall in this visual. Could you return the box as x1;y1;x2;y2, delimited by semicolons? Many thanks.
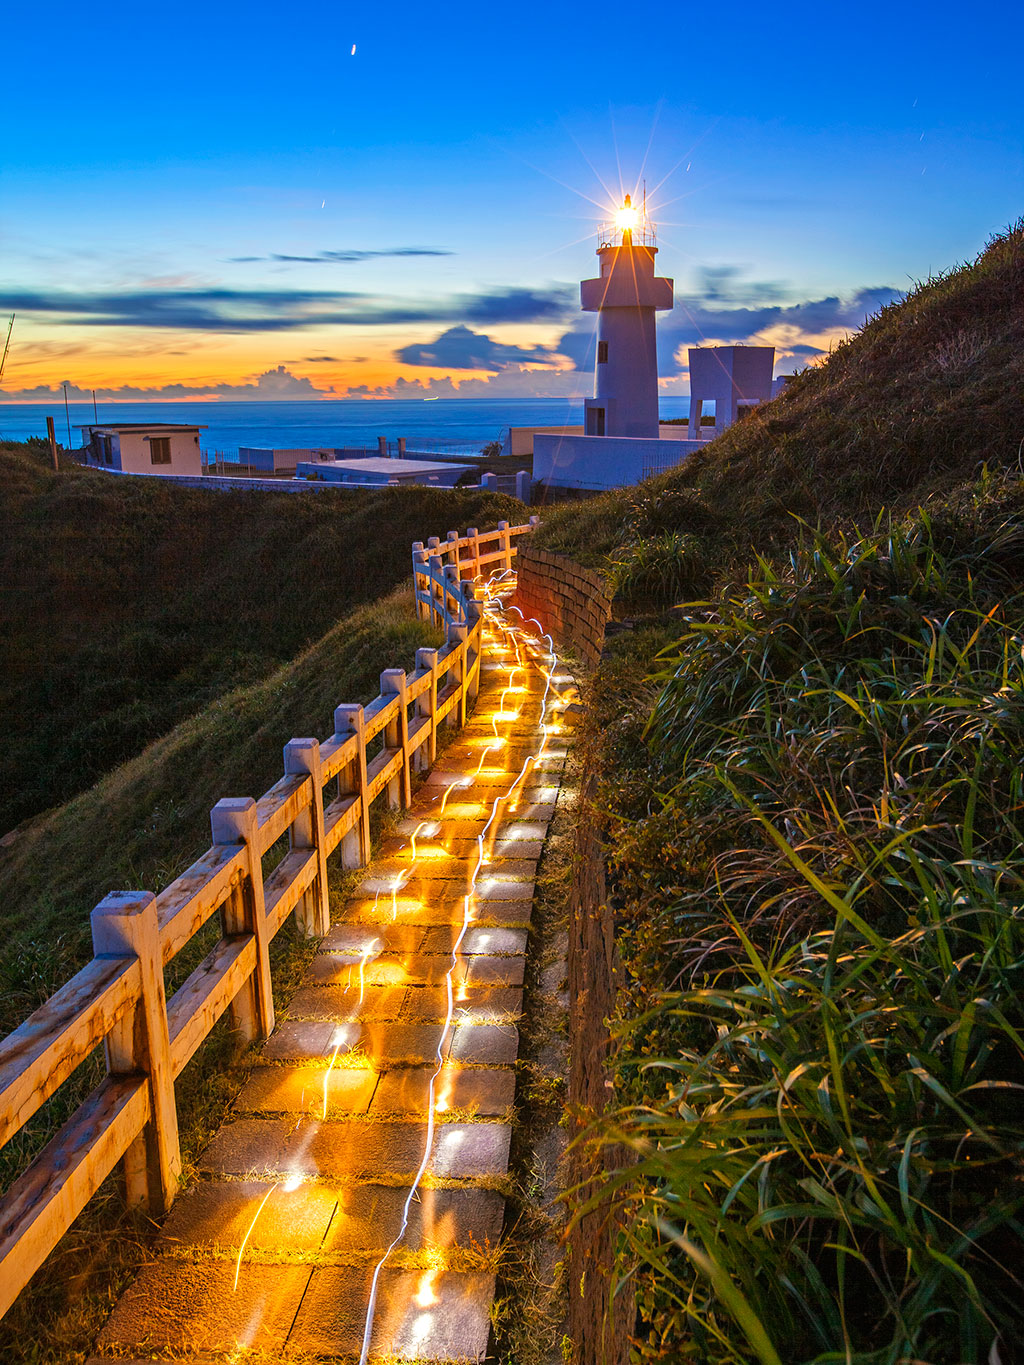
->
515;540;632;1363
512;545;612;670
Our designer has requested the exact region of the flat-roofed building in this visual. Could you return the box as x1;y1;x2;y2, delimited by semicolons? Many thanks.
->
79;423;205;477
296;456;473;487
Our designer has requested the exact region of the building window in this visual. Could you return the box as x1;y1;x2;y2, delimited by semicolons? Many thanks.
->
586;406;606;436
597;340;609;364
150;436;171;465
103;436;113;465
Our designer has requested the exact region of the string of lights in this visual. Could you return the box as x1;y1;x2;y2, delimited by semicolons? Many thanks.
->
355;571;563;1362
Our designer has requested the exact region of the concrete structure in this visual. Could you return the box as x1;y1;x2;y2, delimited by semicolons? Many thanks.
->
686;346;776;439
581;198;673;439
297;457;473;487
79;423;205;477
237;447;343;474
533;432;704;491
501;425;584;458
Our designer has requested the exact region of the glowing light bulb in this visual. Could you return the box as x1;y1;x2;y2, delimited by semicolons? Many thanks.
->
415;1267;441;1307
615;194;639;232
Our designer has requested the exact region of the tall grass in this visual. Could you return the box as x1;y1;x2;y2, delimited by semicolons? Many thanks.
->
580;506;1024;1363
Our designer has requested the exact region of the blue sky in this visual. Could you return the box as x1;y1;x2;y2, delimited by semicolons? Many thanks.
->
2;0;1021;399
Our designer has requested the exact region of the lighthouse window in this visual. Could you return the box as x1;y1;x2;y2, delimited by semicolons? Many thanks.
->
149;437;171;465
597;341;609;364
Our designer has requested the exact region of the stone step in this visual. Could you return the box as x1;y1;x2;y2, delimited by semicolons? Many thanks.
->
200;1116;512;1181
262;1017;519;1067
97;1258;495;1361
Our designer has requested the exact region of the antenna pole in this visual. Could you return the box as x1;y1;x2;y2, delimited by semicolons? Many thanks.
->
0;314;14;385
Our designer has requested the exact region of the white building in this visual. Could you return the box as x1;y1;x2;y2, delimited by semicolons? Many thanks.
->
79;423;205;477
533;201;786;492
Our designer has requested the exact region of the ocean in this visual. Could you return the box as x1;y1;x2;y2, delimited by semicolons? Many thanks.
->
0;396;691;460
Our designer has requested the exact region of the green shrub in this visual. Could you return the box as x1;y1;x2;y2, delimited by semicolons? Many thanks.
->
608;532;710;607
580;509;1024;1363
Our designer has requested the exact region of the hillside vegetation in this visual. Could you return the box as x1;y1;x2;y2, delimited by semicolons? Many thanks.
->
0;443;522;833
560;223;1024;1363
536;220;1024;575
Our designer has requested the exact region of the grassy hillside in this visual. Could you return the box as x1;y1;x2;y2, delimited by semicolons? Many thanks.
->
0;442;523;833
0;586;442;1362
559;223;1024;1364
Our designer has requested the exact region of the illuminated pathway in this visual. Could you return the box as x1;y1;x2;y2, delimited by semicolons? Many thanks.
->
89;594;574;1363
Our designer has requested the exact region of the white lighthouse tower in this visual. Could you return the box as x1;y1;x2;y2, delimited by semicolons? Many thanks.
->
581;195;674;438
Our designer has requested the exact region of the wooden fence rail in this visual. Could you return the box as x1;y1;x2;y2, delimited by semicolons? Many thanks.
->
0;517;536;1322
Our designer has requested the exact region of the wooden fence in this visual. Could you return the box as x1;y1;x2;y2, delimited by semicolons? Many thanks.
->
0;517;536;1321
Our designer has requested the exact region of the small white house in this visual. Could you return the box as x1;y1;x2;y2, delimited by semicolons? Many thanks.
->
79;423;205;477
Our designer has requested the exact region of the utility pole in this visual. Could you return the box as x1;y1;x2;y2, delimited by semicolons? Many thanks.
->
46;416;59;472
92;388;98;421
0;314;13;387
63;383;72;449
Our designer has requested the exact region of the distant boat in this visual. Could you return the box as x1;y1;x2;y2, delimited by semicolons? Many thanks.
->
424;396;440;402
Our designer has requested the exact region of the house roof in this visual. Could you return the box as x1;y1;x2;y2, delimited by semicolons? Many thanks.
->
79;423;207;433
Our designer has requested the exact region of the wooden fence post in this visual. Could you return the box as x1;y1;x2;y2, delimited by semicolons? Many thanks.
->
414;646;439;770
211;797;276;1040
445;529;460;574
465;586;484;703
428;552;444;626
380;669;411;809
443;562;461;624
466;528;481;582
498;519;512;573
284;739;330;937
334;704;370;869
90;891;181;1214
412;541;427;620
448;621;469;728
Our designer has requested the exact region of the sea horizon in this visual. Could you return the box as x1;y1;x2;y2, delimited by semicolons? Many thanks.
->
0;395;692;459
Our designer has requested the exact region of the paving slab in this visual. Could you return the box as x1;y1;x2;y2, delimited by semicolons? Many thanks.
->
198;1117;294;1176
310;952;523;989
401;984;522;1022
288;1266;496;1360
446;1021;520;1064
159;1178;338;1253
233;1064;379;1117
322;921;429;954
457;926;529;956
371;1067;515;1118
321;1185;505;1255
287;983;408;1020
278;1120;511;1180
98;1259;312;1354
260;1017;339;1062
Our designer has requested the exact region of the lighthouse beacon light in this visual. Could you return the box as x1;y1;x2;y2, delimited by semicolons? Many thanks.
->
580;190;674;439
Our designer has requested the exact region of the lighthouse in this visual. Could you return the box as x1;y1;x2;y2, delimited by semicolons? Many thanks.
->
581;195;674;438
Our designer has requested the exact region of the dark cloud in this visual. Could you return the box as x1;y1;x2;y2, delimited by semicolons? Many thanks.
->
0;284;574;333
556;284;901;374
302;355;339;362
395;324;556;371
228;248;453;264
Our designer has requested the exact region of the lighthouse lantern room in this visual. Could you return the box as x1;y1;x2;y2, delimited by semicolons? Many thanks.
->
580;194;674;439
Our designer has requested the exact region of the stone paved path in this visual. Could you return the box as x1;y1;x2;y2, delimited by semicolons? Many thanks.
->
89;610;570;1363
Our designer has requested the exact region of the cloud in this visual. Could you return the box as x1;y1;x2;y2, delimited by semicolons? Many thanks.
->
395;324;557;371
0;284;574;333
302;355;339;362
1;365;331;402
556;281;901;375
228;248;453;264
